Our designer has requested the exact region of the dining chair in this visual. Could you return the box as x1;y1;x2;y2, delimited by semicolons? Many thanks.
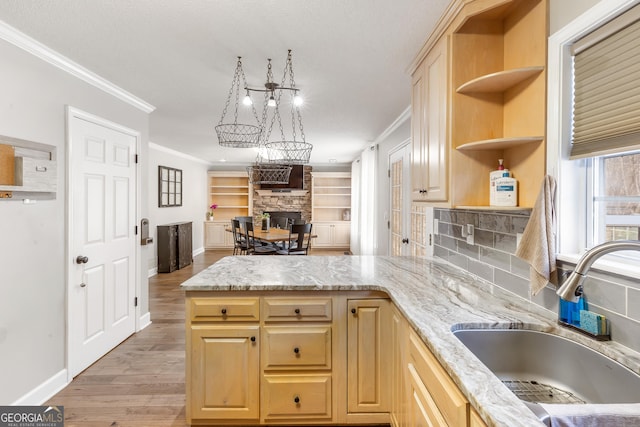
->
231;219;249;255
276;223;312;255
245;221;277;255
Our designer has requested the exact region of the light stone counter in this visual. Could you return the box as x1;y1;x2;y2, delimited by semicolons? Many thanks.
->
181;255;640;427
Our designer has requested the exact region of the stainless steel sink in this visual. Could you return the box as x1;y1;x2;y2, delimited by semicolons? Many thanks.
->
453;328;640;424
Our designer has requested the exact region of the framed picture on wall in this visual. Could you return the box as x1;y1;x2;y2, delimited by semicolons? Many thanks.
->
158;165;182;207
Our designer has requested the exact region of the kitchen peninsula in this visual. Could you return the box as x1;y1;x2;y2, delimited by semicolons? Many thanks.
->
180;256;640;426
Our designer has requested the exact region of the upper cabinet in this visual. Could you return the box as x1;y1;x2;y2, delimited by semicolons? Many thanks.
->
411;36;449;203
410;0;548;209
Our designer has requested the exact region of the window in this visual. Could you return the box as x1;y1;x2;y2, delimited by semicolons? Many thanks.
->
548;0;640;273
588;151;640;257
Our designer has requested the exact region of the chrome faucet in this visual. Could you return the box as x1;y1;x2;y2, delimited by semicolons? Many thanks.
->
557;240;640;302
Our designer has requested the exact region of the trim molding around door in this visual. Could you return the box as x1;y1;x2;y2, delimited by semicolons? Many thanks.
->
65;106;142;382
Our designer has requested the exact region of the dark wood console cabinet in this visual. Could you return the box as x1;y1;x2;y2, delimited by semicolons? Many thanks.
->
157;221;192;273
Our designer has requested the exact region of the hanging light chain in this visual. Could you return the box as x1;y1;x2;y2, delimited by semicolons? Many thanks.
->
218;57;243;126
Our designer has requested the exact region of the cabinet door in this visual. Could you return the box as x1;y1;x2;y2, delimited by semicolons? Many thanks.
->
411;36;449;202
408;363;448;427
313;223;334;247
347;299;391;413
390;305;408;427
204;222;228;249
157;225;177;273
423;36;448;202
189;325;260;421
411;59;427;200
177;222;192;269
332;222;351;247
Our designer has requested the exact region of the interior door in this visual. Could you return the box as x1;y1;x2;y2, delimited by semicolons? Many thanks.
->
389;142;411;256
68;109;138;377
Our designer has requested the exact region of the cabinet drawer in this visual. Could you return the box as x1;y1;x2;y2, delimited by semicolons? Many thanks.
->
189;297;259;322
408;363;448;427
409;331;468;427
263;326;331;370
263;297;332;322
262;374;332;419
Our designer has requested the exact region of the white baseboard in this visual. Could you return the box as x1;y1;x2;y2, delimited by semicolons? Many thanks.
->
148;267;157;278
12;369;69;405
193;247;204;257
138;311;152;331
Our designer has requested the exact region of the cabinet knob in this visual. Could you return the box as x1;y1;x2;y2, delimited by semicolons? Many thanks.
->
351;308;356;314
294;396;300;404
294;308;300;314
221;308;227;315
293;347;300;354
250;336;256;342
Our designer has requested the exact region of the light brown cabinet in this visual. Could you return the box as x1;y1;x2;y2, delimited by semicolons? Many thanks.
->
186;292;489;426
410;0;548;209
346;299;391;416
411;36;449;203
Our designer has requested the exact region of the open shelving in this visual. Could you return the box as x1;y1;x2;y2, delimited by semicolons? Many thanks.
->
448;0;548;209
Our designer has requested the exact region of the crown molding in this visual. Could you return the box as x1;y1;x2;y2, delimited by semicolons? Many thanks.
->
374;106;411;144
149;142;212;165
0;20;155;114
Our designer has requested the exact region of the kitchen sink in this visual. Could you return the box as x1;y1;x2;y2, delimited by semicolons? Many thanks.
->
452;328;640;425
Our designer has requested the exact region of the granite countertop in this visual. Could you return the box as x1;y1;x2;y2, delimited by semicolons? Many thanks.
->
180;255;640;427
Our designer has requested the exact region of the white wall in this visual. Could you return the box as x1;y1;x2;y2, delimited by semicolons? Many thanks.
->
0;38;150;404
147;144;210;274
550;0;601;34
374;115;411;255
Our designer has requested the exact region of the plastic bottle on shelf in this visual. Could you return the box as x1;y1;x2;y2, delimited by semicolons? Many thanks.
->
490;159;509;206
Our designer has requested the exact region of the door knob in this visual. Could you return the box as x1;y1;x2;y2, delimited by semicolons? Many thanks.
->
76;255;89;264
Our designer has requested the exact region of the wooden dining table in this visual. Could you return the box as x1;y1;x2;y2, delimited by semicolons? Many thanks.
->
227;227;317;244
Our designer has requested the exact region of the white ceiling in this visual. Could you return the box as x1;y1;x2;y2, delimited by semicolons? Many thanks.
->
0;0;449;166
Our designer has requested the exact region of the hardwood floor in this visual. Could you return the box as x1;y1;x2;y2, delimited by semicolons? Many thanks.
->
46;249;346;426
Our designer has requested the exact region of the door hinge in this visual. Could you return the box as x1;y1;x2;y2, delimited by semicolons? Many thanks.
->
134;297;138;307
135;225;138;235
429;234;432;246
388;169;390;178
135;154;139;163
387;220;390;229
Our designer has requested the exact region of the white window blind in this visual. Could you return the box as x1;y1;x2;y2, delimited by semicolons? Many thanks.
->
571;4;640;159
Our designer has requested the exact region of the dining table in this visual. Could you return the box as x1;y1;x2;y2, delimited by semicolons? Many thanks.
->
227;226;317;244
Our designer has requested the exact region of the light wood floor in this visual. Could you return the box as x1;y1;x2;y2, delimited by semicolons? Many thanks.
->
46;249;346;427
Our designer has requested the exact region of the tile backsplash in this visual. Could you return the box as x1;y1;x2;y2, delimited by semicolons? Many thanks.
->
428;207;640;353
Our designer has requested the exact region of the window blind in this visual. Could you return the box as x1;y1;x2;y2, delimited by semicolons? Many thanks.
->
571;5;640;159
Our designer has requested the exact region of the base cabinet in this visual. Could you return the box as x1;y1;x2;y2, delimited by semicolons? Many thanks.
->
187;292;487;427
157;221;192;273
347;299;391;416
189;325;260;421
313;222;351;248
204;221;234;249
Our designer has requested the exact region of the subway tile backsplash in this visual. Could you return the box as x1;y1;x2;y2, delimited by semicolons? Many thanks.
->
430;208;640;353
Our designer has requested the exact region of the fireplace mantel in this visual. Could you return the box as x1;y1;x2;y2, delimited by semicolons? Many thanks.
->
255;189;309;197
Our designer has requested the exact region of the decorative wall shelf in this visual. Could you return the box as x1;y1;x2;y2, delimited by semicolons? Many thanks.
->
456;136;543;151
456;66;544;94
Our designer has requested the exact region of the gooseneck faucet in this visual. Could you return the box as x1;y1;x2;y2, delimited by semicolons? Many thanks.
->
557;240;640;302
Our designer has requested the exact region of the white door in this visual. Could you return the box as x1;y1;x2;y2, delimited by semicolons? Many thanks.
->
389;142;412;256
68;109;138;377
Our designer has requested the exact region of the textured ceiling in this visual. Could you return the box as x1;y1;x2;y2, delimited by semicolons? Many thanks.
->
0;0;449;165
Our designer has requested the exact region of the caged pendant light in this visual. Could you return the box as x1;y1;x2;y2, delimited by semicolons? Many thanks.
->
215;57;262;148
263;50;312;165
217;50;311;184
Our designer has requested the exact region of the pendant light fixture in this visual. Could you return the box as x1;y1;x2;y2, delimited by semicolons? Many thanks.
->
218;50;311;184
215;57;262;148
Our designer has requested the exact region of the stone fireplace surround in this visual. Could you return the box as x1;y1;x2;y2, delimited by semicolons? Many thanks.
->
252;166;312;224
